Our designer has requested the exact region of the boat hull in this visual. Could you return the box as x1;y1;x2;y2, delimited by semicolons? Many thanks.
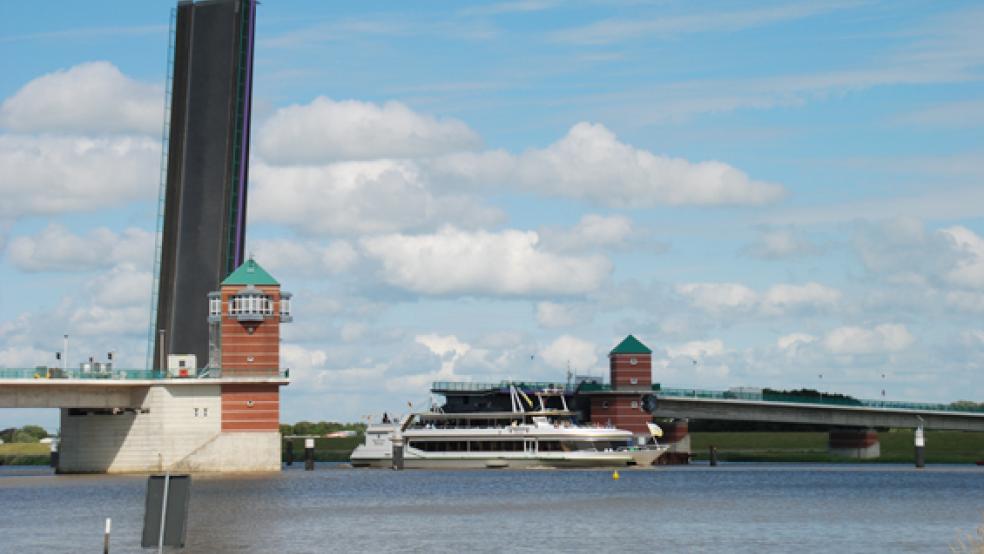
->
350;451;647;469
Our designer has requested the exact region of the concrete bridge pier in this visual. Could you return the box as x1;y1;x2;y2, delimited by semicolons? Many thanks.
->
828;428;880;459
658;419;691;464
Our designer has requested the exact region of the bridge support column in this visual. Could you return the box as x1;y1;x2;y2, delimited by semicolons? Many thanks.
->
828;428;880;459
657;419;691;464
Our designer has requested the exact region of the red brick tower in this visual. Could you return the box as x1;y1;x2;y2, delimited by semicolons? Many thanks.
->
609;334;652;390
208;258;291;432
589;335;654;436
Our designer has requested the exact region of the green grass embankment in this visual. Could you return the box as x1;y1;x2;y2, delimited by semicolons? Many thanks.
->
691;431;984;463
0;443;50;466
282;436;362;462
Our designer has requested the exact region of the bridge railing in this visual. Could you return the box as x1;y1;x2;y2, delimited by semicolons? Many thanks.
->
0;368;290;381
657;387;984;414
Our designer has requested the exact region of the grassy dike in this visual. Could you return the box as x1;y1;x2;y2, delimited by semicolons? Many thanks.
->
691;431;984;464
0;443;50;466
282;436;363;462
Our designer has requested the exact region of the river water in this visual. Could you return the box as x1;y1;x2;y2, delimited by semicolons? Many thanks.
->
0;463;981;553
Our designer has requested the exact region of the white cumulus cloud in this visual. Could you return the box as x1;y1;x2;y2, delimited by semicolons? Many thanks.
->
666;339;725;360
256;97;482;164
0;61;162;135
429;122;784;207
777;333;817;350
538;213;636;253
0;135;159;218
940;226;984;289
250;238;359;277
744;227;820;259
677;281;840;316
539;335;598;372
676;282;758;314
822;324;914;355
760;283;841;315
7;224;153;272
362;226;612;296
249;160;503;235
535;302;582;328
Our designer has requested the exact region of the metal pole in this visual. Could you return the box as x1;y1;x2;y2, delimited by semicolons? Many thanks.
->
63;334;68;372
104;517;111;554
158;472;170;553
158;329;166;374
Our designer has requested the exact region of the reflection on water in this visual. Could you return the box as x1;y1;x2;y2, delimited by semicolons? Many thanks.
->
1;464;981;553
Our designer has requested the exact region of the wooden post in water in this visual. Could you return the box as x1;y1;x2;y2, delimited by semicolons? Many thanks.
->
49;439;59;469
709;445;718;467
914;426;925;469
103;517;111;554
285;440;294;466
304;438;315;471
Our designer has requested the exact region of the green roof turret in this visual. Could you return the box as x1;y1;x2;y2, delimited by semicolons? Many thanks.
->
221;257;279;286
610;335;652;355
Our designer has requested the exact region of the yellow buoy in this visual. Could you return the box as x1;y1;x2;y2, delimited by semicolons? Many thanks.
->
612;470;620;480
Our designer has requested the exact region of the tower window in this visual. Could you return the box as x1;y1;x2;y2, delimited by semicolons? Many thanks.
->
279;292;293;322
229;286;270;321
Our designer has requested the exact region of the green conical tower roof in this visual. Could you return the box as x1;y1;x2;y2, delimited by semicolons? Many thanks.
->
221;258;279;286
610;334;651;354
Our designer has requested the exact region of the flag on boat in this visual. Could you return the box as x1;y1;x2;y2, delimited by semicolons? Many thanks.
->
647;422;663;438
516;388;534;408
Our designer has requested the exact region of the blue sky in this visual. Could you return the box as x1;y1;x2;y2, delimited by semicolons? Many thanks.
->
1;1;983;428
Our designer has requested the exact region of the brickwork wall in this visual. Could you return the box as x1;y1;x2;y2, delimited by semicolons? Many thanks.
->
610;353;652;389
220;284;282;376
590;396;651;435
221;383;280;431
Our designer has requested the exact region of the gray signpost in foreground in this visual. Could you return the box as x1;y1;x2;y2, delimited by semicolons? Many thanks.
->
141;474;191;550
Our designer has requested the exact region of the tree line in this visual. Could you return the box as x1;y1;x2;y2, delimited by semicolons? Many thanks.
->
0;425;49;443
279;420;366;437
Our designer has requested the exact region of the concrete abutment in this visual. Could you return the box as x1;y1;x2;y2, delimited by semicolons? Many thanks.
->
828;428;880;459
57;383;280;474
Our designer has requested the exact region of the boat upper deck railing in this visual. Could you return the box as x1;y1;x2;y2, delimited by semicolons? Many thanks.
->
0;367;290;381
432;380;572;393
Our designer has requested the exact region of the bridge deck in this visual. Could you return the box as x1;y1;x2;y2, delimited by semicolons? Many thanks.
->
651;395;984;431
0;369;289;409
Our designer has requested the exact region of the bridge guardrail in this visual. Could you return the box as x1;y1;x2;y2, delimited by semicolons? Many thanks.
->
656;387;984;414
0;368;290;381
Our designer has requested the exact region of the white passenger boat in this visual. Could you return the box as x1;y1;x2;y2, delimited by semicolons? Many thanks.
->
350;386;667;469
